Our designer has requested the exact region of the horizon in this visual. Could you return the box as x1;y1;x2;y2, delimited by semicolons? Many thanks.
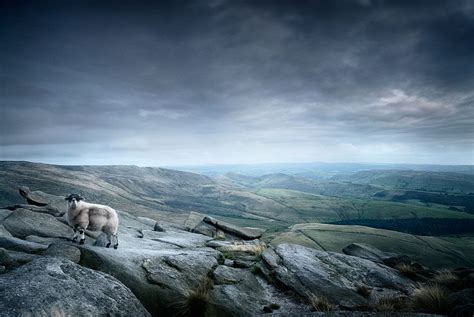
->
1;1;473;166
1;159;473;169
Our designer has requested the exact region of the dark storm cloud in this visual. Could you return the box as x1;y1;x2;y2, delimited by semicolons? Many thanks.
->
0;0;473;165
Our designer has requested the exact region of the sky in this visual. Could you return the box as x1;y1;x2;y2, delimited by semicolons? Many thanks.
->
1;0;473;166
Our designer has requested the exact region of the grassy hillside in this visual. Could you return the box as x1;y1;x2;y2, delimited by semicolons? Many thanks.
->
1;161;473;237
253;188;474;222
0;161;294;225
222;172;474;214
266;223;474;268
333;170;474;194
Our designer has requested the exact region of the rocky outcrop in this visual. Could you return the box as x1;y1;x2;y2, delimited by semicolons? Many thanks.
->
0;257;150;316
344;243;385;260
261;244;415;309
3;208;71;239
185;212;264;240
0;187;469;316
206;239;266;255
202;216;264;240
0;236;48;253
19;186;66;211
79;244;221;315
1;204;63;217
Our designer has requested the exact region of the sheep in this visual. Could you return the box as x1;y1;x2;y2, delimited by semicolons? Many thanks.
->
65;194;119;249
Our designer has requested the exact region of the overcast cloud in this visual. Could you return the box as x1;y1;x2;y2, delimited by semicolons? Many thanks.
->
1;0;473;166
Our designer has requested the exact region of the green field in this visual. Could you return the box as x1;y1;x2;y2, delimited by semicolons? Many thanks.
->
252;188;474;223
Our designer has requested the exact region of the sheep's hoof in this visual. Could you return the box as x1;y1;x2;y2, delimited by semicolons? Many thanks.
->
79;239;85;245
106;243;111;248
114;244;118;249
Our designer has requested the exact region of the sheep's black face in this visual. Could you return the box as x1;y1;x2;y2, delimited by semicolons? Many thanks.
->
65;194;84;209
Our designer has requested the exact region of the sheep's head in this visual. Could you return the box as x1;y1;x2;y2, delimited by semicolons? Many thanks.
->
65;193;84;209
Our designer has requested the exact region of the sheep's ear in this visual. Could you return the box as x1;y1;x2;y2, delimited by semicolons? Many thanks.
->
65;195;71;201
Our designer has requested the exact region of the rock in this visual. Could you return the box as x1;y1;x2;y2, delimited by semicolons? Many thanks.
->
3;208;72;239
0;257;150;316
202;216;264;240
79;244;221;316
25;235;63;245
213;265;245;284
261;247;281;268
118;210;155;231
1;204;64;217
154;222;166;232
206;239;266;254
0;248;14;270
184;211;205;231
141;229;212;248
224;259;234;266
0;236;48;253
449;288;474;307
343;243;411;267
137;216;157;227
93;232;110;247
233;258;256;268
210;264;305;316
262;244;415;309
0;224;12;237
42;242;81;263
142;250;219;295
0;247;38;270
193;221;218;237
185;212;264;240
19;186;66;211
0;209;13;223
211;265;271;315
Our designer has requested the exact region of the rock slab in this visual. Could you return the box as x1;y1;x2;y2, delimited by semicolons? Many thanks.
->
0;257;150;316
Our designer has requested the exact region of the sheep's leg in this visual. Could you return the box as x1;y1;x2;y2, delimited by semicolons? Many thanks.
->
79;228;86;245
113;234;119;249
106;234;112;248
71;228;78;242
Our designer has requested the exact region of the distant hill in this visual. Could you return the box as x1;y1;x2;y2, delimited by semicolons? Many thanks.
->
221;172;381;198
0;161;281;224
173;162;474;178
332;169;474;194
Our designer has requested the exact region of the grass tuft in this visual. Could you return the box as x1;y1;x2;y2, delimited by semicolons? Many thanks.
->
433;270;462;290
176;276;214;317
375;297;405;312
356;284;371;298
309;295;333;312
396;263;417;278
411;284;452;315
